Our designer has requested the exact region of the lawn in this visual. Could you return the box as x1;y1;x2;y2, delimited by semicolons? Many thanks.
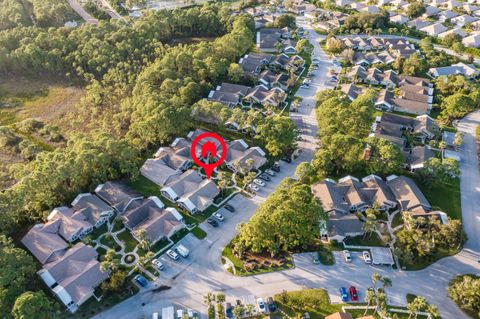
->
273;289;430;319
318;244;335;265
88;223;108;240
99;234;122;252
400;246;459;271
117;230;138;253
191;226;207;239
391;212;404;228
416;178;461;220
344;234;388;247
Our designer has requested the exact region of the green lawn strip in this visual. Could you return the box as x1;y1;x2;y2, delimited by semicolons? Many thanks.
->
391;211;404;228
88;223;108;240
144;264;160;277
112;219;124;232
344;234;388;247
117;230;138;253
170;228;190;245
416;178;461;220
99;233;122;252
400;247;459;271
191;226;207;240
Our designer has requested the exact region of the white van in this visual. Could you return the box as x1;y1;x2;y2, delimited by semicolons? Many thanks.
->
175;244;190;258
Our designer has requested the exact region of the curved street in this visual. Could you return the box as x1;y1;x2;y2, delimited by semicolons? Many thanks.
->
93;19;480;319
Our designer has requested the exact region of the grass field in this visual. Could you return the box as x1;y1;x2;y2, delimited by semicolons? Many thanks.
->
417;178;461;220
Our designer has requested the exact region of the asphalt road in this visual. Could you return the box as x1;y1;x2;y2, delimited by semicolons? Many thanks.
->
92;19;480;319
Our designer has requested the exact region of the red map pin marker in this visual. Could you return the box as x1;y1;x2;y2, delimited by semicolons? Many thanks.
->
190;132;227;180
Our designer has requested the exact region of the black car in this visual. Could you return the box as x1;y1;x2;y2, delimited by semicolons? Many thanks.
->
225;303;233;318
281;157;292;163
224;204;235;212
207;218;218;227
259;174;271;181
267;297;276;312
271;166;280;172
236;299;241;306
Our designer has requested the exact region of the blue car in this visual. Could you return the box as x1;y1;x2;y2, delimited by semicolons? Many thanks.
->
339;287;349;302
134;275;148;287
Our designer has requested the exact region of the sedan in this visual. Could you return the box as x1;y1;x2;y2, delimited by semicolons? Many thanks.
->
281;156;292;163
259;174;271;181
363;251;372;264
152;259;165;270
343;250;352;262
224;204;235;212
213;212;225;221
300;84;309;89
207;218;219;227
253;179;265;187
249;184;260;192
134;275;148;287
257;298;266;313
339;287;349;302
312;252;320;264
166;249;179;260
265;169;276;176
349;286;358;301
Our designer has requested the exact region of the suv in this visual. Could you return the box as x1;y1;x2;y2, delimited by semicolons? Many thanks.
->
225;303;233;318
224;204;235;212
259;174;271;181
312;252;320;264
167;249;179;260
213;212;225;221
134;275;148;287
267;297;277;312
207;218;219;227
343;250;352;262
152;259;165;270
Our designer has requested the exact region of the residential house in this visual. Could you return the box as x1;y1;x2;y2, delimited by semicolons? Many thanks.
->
45;207;94;243
21;224;69;264
256;28;289;52
323;211;364;242
361;175;398;211
420;22;448;36
386;175;431;211
361;5;381;13
161;169;219;214
371;111;408;148
404;145;435;171
95;181;143;214
345;65;367;82
463;33;480;48
438;27;467;39
408;19;432;30
225;139;267;173
71;193;115;228
390;14;410;24
271;53;305;73
341;83;364;101
422;5;441;17
325;312;354;319
207;82;252;107
37;243;109;313
281;38;297;54
259;70;291;90
428;62;480;79
238;53;273;77
121;197;185;244
438;10;458;22
451;14;478;27
244;85;287;107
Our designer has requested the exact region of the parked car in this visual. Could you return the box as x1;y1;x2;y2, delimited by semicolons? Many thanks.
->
207;218;218;227
349;286;358;301
259;174;271;181
167;249;179;260
312;252;320;264
300;84;309;89
330;77;338;82
152;259;165;270
281;156;292;163
236;299;241;306
187;309;196;319
175;244;190;258
267;297;277;312
265;169;276;176
249;184;260;192
363;251;372;264
339;287;349;302
343;250;352;262
224;204;235;212
225;303;233;318
253;178;265;187
257;298;266;313
213;212;225;221
134;275;148;287
177;309;184;319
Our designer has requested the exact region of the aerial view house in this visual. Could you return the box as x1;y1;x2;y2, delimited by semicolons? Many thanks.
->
225;139;267;174
95;181;143;214
45;207;94;243
121;197;185;244
238;52;273;77
428;62;479;79
37;243;109;313
259;69;291;90
161;169;219;214
256;28;290;52
21;224;69;264
207;82;252;108
244;85;287;108
71;193;115;228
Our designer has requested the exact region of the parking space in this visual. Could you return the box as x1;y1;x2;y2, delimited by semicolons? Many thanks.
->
154;234;201;280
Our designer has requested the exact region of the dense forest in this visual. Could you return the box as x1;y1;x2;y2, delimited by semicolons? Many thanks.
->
0;5;256;317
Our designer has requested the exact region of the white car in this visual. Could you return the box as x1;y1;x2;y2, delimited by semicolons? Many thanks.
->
177;309;184;319
249;184;260;192
151;259;165;270
257;298;266;313
363;251;372;264
213;212;225;221
167;249;179;260
253;178;265;187
265;169;276;176
343;250;352;263
300;84;309;89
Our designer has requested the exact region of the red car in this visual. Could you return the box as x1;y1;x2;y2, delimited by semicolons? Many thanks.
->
349;286;358;301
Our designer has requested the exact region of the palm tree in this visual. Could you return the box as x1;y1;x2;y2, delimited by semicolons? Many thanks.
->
364;289;376;315
203;292;214;307
381;277;392;290
372;272;382;289
216;293;226;303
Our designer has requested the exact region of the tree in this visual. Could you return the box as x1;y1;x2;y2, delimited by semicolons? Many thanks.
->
12;291;57;319
203;292;214;307
295;39;313;53
448;275;480;314
101;270;127;293
402;53;427;76
440;93;476;124
255;115;298;157
232;305;243;319
442;33;463;47
295;162;313;183
364;289;376;315
216;293;226;303
100;249;120;272
406;1;426;19
407;296;428;319
326;37;346;55
228;63;245;83
0;235;36;318
274;14;296;28
366;137;404;175
235;179;325;256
